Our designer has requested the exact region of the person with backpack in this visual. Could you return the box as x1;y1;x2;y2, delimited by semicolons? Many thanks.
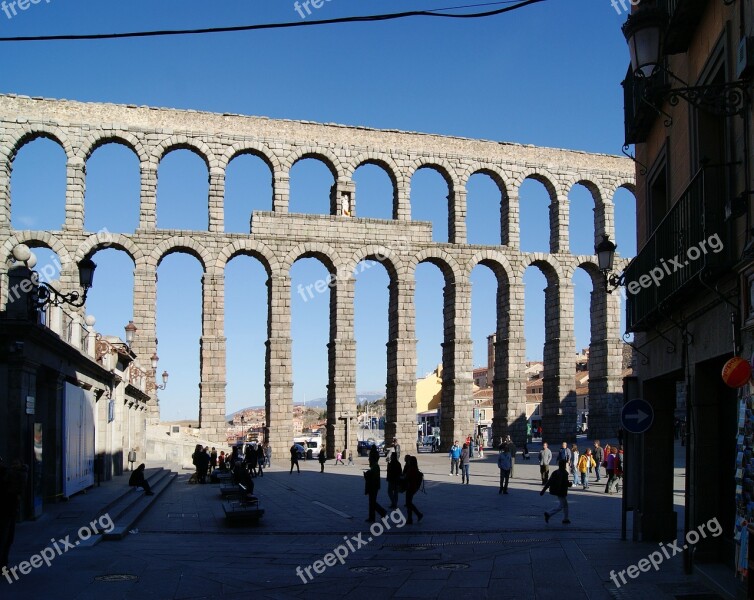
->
540;459;572;524
403;455;424;524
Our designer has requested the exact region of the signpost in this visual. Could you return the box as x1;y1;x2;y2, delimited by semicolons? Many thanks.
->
621;398;654;434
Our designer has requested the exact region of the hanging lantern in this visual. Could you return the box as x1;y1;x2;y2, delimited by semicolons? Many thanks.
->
721;357;752;388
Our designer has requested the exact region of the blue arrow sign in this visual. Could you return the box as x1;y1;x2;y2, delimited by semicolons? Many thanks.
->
621;399;654;434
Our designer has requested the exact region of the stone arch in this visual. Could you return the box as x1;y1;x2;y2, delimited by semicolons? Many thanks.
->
5;125;74;163
221;142;281;175
284;147;344;181
283;242;339;273
0;231;73;267
510;167;561;199
460;164;510;194
75;233;145;265
216;239;276;276
344;244;403;281
348;153;403;187
151;135;216;170
150;236;212;271
409;247;462;283
407;156;460;193
516;253;564;285
78;131;149;164
564;177;605;206
464;249;514;283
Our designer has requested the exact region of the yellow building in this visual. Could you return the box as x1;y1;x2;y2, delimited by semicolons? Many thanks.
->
415;364;443;413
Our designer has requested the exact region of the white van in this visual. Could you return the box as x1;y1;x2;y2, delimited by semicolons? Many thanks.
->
293;436;322;459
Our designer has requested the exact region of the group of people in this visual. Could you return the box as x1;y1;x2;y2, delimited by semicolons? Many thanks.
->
365;444;424;524
192;443;271;484
538;440;624;494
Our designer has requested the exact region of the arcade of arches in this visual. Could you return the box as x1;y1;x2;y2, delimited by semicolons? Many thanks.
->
0;94;635;457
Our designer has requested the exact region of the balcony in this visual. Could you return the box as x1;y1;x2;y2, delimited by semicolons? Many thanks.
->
622;65;670;145
626;165;734;332
658;0;709;55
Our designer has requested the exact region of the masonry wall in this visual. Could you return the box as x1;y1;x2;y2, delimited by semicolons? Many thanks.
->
0;94;634;456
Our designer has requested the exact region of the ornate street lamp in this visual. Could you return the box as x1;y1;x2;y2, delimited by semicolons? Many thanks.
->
595;235;624;293
124;321;137;345
622;4;750;118
146;352;168;392
11;244;97;309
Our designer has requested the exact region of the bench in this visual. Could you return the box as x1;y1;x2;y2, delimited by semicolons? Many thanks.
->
223;484;263;523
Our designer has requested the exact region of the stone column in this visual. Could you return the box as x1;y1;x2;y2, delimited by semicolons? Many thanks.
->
265;273;293;459
139;163;157;231
208;167;225;233
597;199;615;247
588;286;624;439
395;178;410;221
326;272;356;457
132;265;159;424
492;281;527;446
503;189;520;248
64;157;85;231
542;279;577;441
199;273;227;441
272;173;290;213
386;277;417;448
440;279;475;450
0;157;10;233
449;188;466;244
550;193;569;254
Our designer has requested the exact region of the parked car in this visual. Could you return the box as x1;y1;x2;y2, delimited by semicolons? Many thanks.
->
357;439;387;457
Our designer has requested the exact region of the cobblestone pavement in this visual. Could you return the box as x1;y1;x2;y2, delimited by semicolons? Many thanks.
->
2;440;738;599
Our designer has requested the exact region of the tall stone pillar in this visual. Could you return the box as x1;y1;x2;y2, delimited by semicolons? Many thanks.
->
132;265;159;424
450;188;466;244
542;279;577;442
272;173;290;213
139;163;157;231
503;189;520;248
199;273;227;441
386;277;417;448
265;273;293;459
0;157;10;233
64;158;85;231
588;286;624;439
440;279;475;450
492;281;527;446
550;194;569;254
208;167;225;233
597;199;615;247
395;178;410;221
326;273;356;457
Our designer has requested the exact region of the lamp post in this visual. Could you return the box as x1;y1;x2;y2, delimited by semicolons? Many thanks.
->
145;352;169;393
595;235;624;293
9;243;97;311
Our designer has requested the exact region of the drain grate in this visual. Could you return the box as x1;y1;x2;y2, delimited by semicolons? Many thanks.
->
350;566;389;574
95;574;138;582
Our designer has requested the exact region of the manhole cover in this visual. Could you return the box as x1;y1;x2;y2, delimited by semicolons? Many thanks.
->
350;566;389;574
432;563;470;571
94;574;138;582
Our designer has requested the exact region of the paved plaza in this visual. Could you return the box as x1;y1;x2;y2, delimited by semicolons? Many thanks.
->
1;439;737;599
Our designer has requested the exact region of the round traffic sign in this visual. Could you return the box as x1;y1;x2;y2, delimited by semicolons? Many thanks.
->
621;399;654;434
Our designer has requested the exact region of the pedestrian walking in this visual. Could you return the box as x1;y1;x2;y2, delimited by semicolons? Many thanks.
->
290;444;301;474
319;447;327;473
539;442;552;483
604;446;617;493
392;438;401;461
460;443;471;484
265;444;272;468
404;455;424;524
256;444;265;477
335;449;344;465
541;459;573;524
449;440;461;476
210;447;218;473
570;444;579;486
505;436;517;478
386;452;402;510
347;450;354;466
245;444;257;477
364;457;387;523
593;440;604;482
557;442;571;465
577;449;596;490
497;445;512;494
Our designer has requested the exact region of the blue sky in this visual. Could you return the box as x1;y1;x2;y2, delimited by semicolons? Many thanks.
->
4;1;637;420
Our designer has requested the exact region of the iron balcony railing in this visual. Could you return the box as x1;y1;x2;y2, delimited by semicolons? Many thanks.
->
625;165;733;331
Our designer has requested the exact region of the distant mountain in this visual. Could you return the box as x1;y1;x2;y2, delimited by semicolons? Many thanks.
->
226;392;384;420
